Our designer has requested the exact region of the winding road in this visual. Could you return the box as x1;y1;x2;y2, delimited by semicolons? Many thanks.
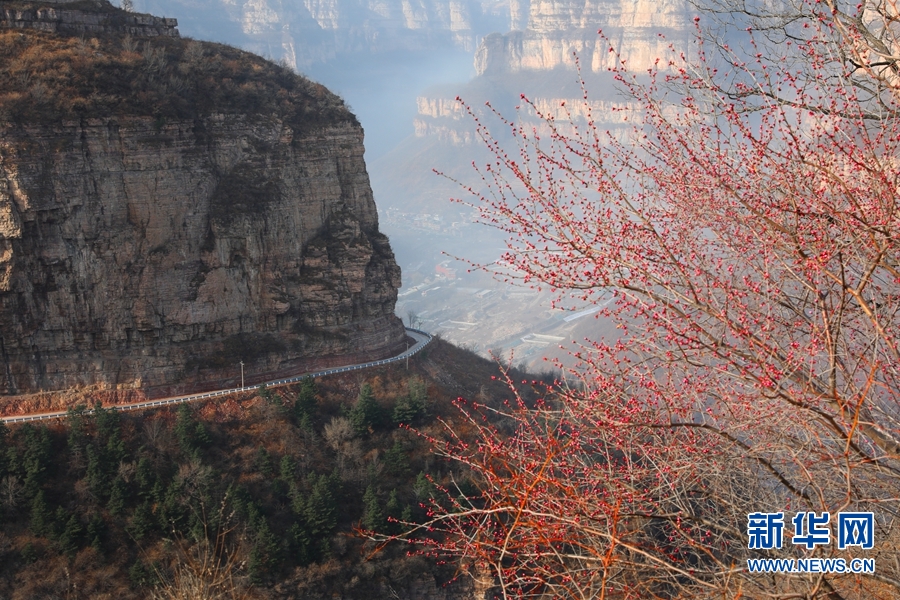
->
1;328;433;424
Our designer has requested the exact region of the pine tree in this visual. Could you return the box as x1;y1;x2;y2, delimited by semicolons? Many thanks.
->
288;521;311;565
57;513;83;557
248;519;282;584
175;403;208;453
29;490;52;536
129;500;155;541
385;489;401;534
361;485;383;531
107;476;128;516
384;441;411;477
255;447;274;477
135;457;156;499
392;378;428;425
304;474;336;538
21;425;51;499
294;377;318;420
66;404;87;458
349;383;382;435
412;471;434;502
279;455;296;482
87;513;105;554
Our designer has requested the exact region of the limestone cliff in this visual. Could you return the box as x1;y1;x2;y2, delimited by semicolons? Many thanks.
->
0;8;407;402
475;0;693;76
140;0;511;68
405;0;693;149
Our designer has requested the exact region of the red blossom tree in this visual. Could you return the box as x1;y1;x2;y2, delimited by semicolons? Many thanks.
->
383;2;900;598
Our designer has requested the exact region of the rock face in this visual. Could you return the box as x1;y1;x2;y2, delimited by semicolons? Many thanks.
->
475;0;692;75
406;0;692;150
1;3;179;37
0;107;406;400
140;0;509;68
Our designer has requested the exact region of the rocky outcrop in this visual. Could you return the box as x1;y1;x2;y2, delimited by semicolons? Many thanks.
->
141;0;508;68
1;4;179;37
475;0;693;76
0;113;407;400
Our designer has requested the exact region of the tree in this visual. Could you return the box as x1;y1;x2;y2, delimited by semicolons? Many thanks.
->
361;485;384;531
294;376;318;422
349;383;383;435
386;3;900;598
393;377;428;425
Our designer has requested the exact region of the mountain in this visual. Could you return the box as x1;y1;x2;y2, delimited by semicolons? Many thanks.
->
0;0;406;407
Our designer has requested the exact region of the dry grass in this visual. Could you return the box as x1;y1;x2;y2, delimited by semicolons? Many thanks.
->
0;25;353;130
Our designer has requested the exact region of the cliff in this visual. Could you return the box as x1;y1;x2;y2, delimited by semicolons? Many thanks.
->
140;0;511;68
475;0;693;76
402;0;693;151
1;2;179;37
0;9;407;403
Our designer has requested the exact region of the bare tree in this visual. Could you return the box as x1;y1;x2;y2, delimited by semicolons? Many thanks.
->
376;5;900;597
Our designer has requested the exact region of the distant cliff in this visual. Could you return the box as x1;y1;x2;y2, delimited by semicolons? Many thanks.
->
0;4;407;404
407;0;693;148
139;0;512;68
475;0;692;76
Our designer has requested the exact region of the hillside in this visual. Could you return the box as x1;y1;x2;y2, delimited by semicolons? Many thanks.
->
0;338;536;599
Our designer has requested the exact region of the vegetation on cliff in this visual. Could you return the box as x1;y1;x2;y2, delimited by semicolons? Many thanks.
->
0;1;354;130
0;340;537;598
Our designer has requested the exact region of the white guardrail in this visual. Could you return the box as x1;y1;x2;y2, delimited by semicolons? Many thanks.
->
1;328;433;424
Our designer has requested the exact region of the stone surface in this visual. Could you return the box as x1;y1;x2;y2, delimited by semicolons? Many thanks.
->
0;3;179;37
475;0;692;75
139;0;508;67
0;115;407;402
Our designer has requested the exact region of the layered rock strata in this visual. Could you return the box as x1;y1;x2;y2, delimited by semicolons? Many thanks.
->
475;0;692;76
141;0;510;68
0;113;407;400
1;4;179;37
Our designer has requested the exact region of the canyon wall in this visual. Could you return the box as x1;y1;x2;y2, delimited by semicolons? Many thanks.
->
139;0;513;68
0;116;407;399
475;0;692;75
408;0;693;149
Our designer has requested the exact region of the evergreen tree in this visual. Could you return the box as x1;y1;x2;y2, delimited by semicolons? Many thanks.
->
294;377;318;420
385;489;400;520
304;474;336;538
393;377;428;425
279;455;296;482
158;481;186;531
413;471;434;502
401;504;413;524
66;404;88;458
288;521;312;565
129;500;155;541
248;518;282;584
107;476;128;516
361;485;384;531
57;513;83;557
135;457;156;499
129;560;156;587
21;425;51;499
385;489;402;534
349;383;383;435
175;403;209;453
255;446;274;478
385;441;411;477
87;513;106;553
29;490;52;536
93;403;121;446
84;445;107;501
